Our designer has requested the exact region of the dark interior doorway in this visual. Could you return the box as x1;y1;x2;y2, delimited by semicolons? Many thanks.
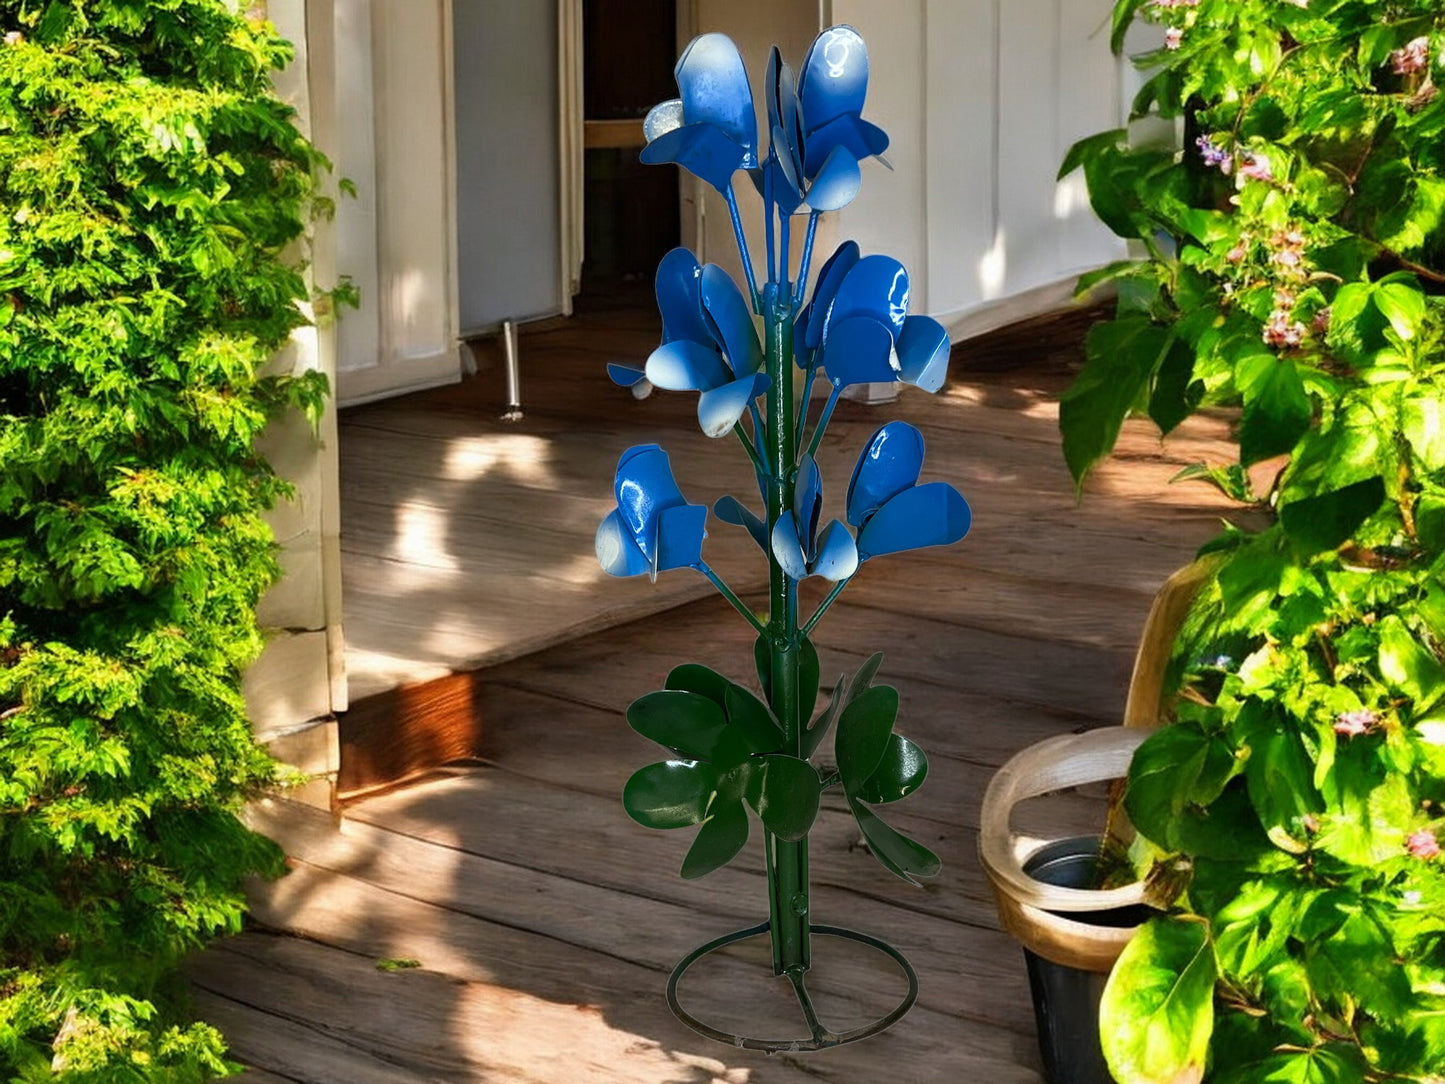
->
579;0;680;306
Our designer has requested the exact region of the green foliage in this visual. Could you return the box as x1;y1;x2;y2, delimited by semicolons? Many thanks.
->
1063;1;1445;1080
621;654;938;884
0;1;328;1077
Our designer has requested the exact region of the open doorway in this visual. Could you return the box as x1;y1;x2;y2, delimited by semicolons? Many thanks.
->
576;0;679;308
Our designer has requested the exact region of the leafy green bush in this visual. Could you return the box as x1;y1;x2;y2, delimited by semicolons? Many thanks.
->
0;1;326;1077
1062;1;1445;1081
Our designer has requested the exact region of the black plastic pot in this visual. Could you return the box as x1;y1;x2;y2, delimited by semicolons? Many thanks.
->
1021;837;1148;1084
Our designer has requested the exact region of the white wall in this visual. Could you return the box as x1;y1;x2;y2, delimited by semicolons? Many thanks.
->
828;0;1132;335
453;0;565;334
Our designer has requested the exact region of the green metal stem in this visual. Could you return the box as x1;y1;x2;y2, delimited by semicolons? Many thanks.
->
761;282;810;977
697;562;766;637
801;576;850;638
731;422;765;476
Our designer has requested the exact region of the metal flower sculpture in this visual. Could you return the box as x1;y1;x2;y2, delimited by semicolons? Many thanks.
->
599;26;970;1051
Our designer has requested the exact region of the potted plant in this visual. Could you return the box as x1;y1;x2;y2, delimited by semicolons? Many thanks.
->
596;26;970;1051
1057;1;1445;1081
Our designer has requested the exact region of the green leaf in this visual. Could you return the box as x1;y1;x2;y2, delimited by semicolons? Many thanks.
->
834;685;899;793
627;690;728;760
804;674;846;759
743;755;821;841
1402;395;1445;471
849;800;941;885
1373;283;1427;342
1060;316;1171;487
1378;616;1445;715
1239;357;1312;467
1125;724;1244;849
724;684;785;753
1218;1046;1368;1084
665;663;730;705
1148;336;1202;436
679;798;749;879
854;734;928;805
1243;719;1322;850
1279;476;1385;554
846;652;885;703
622;761;714;829
1110;1;1147;55
1100;916;1216;1084
1060;128;1128;179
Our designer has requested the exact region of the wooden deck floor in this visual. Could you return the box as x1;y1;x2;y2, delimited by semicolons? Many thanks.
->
191;299;1243;1081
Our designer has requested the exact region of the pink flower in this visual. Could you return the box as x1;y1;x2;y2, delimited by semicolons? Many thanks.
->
1333;709;1378;737
1311;307;1331;336
1263;309;1306;348
1165;27;1184;50
1238;153;1273;182
1407;828;1440;859
1226;242;1249;263
1392;37;1430;76
2;30;22;45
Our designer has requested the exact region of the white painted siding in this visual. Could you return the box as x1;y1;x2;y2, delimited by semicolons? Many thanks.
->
829;0;1133;335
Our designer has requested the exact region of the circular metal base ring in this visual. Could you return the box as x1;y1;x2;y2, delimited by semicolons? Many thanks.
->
665;921;919;1052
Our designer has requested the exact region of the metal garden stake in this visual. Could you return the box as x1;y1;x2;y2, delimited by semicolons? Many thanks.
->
596;26;971;1051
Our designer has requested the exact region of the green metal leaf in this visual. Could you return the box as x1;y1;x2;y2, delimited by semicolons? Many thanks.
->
679;797;748;879
665;663;730;705
622;760;714;829
627;689;727;760
854;734;928;804
743;755;821;841
846;651;885;704
803;673;846;759
1100;916;1216;1084
724;683;785;753
849;799;940;885
834;684;899;793
1279;476;1385;554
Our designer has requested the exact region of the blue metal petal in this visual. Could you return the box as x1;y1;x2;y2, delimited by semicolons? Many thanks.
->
805;240;861;350
799;26;870;135
713;495;768;552
794;454;824;562
697;372;769;438
596;510;651;577
856;482;971;560
831;254;909;336
769;513;810;580
654;502;708;574
757;149;804;217
656;247;710;345
606;362;648;388
700;264;763;377
811;519;860;581
801;144;861;212
846;421;925;527
675;33;758;168
897;314;951;393
765;47;786;150
820;316;898;388
641;122;750;195
614;444;685;562
645;339;730;391
802;113;889;178
643;98;685;142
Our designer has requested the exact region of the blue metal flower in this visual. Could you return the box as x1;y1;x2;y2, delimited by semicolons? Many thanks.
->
797;25;889;179
770;454;859;581
846;422;970;560
640;34;759;195
596;444;708;580
750;45;866;216
610;249;769;438
799;252;952;393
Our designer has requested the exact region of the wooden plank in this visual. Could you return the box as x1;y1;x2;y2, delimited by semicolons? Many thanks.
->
196;928;1044;1083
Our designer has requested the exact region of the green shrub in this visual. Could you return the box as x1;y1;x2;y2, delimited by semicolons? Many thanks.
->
0;1;326;1077
1064;2;1445;1081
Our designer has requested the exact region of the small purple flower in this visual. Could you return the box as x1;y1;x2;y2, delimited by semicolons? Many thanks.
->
1407;828;1440;860
1195;135;1230;171
1238;153;1273;182
1333;709;1378;738
1392;36;1430;76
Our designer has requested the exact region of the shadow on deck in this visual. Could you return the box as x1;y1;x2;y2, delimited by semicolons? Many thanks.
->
189;299;1241;1082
